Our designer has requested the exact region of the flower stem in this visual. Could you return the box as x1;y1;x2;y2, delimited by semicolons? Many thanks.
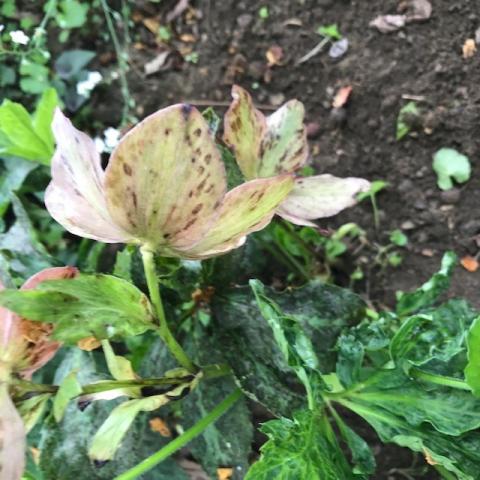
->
140;247;196;372
114;388;242;480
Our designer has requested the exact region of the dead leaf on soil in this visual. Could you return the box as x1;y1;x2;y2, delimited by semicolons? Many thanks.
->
407;0;432;21
179;33;197;43
332;86;353;108
217;468;234;480
370;14;406;33
149;417;172;437
462;39;477;58
144;51;171;75
143;17;161;35
461;255;479;272
166;0;190;23
266;45;284;66
77;336;101;351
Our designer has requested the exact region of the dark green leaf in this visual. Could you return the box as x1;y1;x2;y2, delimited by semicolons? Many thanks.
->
465;316;480;397
396;251;457;316
54;50;95;80
0;274;156;343
336;334;364;388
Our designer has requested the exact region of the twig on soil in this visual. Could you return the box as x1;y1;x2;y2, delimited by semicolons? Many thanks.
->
296;37;330;65
401;94;427;102
183;99;277;111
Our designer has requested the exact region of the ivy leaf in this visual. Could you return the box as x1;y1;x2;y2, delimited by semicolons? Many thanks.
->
245;410;354;479
0;274;156;343
396;251;457;316
433;148;471;190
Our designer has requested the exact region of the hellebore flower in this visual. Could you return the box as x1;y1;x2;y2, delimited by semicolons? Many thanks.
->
0;266;78;480
45;105;294;258
223;85;371;226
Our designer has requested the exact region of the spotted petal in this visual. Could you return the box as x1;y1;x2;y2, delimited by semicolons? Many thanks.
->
224;85;308;179
0;384;25;480
104;105;227;252
176;175;294;259
45;110;132;243
276;175;371;226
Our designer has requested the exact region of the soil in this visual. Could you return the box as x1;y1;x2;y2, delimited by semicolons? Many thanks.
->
92;0;480;477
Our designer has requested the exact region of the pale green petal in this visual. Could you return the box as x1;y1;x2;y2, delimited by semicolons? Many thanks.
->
104;104;227;251
45;110;132;243
223;85;308;179
176;175;294;259
277;175;371;226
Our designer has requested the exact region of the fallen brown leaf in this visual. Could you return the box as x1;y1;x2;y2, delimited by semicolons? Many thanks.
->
217;468;234;480
332;86;353;109
144;51;171;75
370;14;406;33
463;39;477;59
143;17;160;35
149;417;172;437
179;33;197;43
266;45;284;66
461;255;479;272
77;336;101;351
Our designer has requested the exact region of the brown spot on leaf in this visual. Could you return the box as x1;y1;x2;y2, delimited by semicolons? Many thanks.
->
123;163;133;176
198;166;205;174
192;203;203;214
165;128;171;135
131;192;138;209
183;218;197;230
204;154;212;164
194;128;202;137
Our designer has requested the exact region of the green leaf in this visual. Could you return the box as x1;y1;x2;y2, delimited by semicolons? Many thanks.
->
54;49;95;80
396;101;419;140
356;180;388;201
389;229;408;247
245;410;354;480
317;24;342;40
19;60;51;95
433;148;471;190
212;280;365;416
113;247;133;281
53;371;82;422
396;251;457;316
0;89;57;164
465;316;480;396
56;0;89;29
336;334;364;388
0;274;156;343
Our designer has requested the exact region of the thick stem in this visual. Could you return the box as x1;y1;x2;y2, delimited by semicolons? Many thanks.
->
114;389;242;480
140;247;196;372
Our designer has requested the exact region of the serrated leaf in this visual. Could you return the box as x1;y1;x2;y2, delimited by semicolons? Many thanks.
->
396;251;457;316
0;274;156;343
245;410;354;480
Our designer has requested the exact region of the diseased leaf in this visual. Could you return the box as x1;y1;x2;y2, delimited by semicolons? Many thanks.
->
0;274;156;343
223;85;308;179
276;175;370;227
396;251;457;316
245;410;354;480
433;148;471;191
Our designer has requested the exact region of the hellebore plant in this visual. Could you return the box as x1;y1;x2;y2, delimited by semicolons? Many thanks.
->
0;86;373;479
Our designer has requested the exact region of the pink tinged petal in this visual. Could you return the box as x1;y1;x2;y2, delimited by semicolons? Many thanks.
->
257;100;308;178
18;267;79;379
0;384;25;480
223;85;266;179
223;85;308;179
277;175;371;225
104;104;227;251
45;109;132;243
176;175;295;259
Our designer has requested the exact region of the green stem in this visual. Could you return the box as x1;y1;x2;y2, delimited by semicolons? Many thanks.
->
141;247;196;372
409;368;471;391
114;389;242;480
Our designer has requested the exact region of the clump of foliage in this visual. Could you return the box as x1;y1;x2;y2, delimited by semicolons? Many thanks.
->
0;84;478;480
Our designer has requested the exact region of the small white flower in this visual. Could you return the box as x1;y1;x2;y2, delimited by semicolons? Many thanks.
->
33;27;46;39
94;137;106;154
0;25;5;33
76;71;103;97
104;128;121;149
10;30;30;45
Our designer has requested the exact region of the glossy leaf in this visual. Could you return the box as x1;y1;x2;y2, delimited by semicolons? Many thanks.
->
0;274;156;343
